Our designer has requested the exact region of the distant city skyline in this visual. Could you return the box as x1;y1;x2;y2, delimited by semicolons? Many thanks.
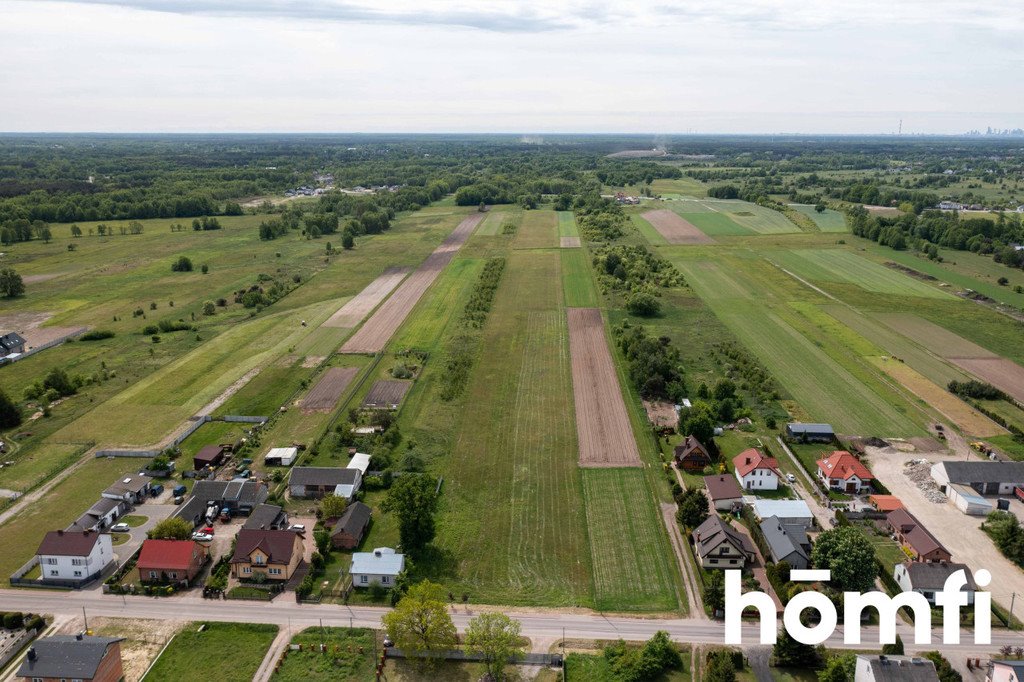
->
1;0;1022;133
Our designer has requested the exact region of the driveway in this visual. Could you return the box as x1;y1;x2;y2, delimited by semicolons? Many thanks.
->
113;503;177;564
868;445;1024;612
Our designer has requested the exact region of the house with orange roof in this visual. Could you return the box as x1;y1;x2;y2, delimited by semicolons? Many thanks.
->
869;494;904;512
816;450;873;494
732;448;781;491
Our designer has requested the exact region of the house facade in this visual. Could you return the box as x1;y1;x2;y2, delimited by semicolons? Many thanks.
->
704;475;743;512
0;331;26;357
35;530;114;587
733;448;781;491
17;635;124;682
886;509;952;563
351;547;405;587
816;450;873;494
136;539;208;585
691;516;755;569
988;660;1024;682
673;436;712;472
893;561;974;606
66;498;128;533
230;529;303;581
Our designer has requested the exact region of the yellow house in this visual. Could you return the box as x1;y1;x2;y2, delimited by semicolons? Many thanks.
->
229;529;303;581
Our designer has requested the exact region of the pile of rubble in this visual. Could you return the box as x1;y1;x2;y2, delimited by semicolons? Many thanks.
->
903;459;947;503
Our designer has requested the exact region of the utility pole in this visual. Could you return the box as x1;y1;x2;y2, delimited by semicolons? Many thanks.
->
1011;592;1017;619
82;607;88;634
561;627;566;682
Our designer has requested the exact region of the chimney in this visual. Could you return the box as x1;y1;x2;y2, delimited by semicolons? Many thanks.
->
76;632;84;640
745;457;751;465
27;648;36;661
374;550;382;557
57;530;64;536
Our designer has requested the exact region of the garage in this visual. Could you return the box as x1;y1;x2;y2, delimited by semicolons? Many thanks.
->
947;483;993;517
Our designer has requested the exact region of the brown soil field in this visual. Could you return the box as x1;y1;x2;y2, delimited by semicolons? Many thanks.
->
321;267;407;328
300;366;359;412
642;399;679;430
340;213;484;353
873;313;997;359
566;307;642;467
950;357;1024;404
640;210;715;245
362;379;412;409
559;236;581;248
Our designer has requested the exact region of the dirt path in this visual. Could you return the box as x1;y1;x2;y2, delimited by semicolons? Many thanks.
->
0;447;96;527
659;503;706;620
252;625;292;682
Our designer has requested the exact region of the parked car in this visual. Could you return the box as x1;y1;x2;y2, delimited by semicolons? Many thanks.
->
288;524;306;534
149;483;164;497
173;495;184;505
201;526;215;535
172;484;187;497
191;532;214;542
110;522;130;533
786;473;796;483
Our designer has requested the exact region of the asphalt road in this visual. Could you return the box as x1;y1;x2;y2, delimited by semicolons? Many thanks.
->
1;589;1020;653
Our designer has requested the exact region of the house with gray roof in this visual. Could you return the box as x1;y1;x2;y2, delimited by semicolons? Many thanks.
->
351;547;404;588
173;480;268;527
331;501;371;549
931;460;1024;497
289;466;362;500
66;497;128;532
242;503;289;531
854;654;939;682
0;331;26;357
18;634;125;682
691;516;755;569
101;474;151;504
759;516;810;570
893;561;975;606
785;422;835;443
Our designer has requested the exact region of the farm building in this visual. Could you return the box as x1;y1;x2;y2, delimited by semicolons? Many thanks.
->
230;529;304;582
704;475;743;512
289;466;362;500
351;547;405;587
946;483;993;516
816;450;873;494
751;499;814;529
17;635;125;682
66;498;128;533
886;508;951;563
785;422;835;443
173;480;268;526
136;539;208;586
263;447;297;467
0;331;26;357
101;474;152;504
331;501;372;550
691;516;755;569
347;452;372;475
33;530;114;587
854;654;939;682
193;444;230;470
930;461;1024;497
242;503;289;531
733;448;781;491
868;494;903;512
674;436;712;471
759;516;810;570
893;561;974;606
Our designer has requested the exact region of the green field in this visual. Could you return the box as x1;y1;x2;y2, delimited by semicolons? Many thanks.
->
666;198;800;235
789;204;848;232
512;209;558;249
271;628;375;681
582;469;680;611
142;622;278;682
872;312;997;359
770;249;952;299
650;175;707;197
675;211;753;237
557;211;580;237
561;249;599;307
477;209;510;236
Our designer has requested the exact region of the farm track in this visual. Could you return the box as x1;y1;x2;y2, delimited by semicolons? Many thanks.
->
320;267;408;328
340;213;484;353
566;308;642;467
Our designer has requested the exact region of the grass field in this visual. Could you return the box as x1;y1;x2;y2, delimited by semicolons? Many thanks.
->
512;210;558;249
477;209;511;236
677;260;921;436
433;250;592;606
582;469;680;611
665;198;800;235
561;249;599;307
770;249;952;299
557;211;580;237
789;204;848;232
650;175;707;196
270;627;375;681
872;313;997;358
674;211;753;236
142;622;278;682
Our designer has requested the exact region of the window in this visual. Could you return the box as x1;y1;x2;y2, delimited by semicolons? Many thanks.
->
253;555;265;565
45;558;58;565
269;568;281;576
169;572;177;580
709;558;718;565
72;558;85;566
149;571;157;579
49;570;58;577
382;576;390;584
74;571;82;577
243;566;252;574
360;575;368;584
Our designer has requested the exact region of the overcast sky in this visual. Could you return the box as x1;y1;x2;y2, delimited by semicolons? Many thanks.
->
2;0;1022;134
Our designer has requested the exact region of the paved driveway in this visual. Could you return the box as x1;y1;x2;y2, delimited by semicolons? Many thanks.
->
868;445;1024;612
114;503;177;564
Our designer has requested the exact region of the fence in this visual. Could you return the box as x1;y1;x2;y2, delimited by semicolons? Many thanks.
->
9;556;112;590
93;414;269;459
385;648;561;667
1;329;86;364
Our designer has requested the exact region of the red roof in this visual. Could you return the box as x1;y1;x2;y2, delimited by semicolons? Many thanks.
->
137;540;203;571
732;448;780;478
869;494;903;512
816;450;873;481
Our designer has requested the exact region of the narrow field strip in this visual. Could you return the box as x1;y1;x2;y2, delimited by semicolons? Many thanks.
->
640;210;715;245
300;366;360;412
567;308;643;466
582;469;680;612
557;211;580;237
512;210;559;249
340;213;484;353
321;267;408;328
873;312;999;358
773;249;951;299
561;250;599;308
789;204;848;232
950;357;1024;404
560;236;581;248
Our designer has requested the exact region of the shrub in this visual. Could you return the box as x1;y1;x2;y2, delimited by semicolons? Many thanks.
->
80;330;115;341
170;255;193;272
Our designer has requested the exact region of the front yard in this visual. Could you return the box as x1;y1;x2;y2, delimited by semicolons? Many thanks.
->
141;621;278;682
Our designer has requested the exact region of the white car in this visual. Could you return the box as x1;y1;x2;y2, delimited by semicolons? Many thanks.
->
191;532;214;542
786;473;797;483
110;522;131;533
288;524;306;534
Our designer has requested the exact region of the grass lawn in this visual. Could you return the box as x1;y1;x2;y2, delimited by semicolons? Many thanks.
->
142;622;278;682
565;650;689;681
111;533;130;546
122;514;147;527
271;627;375;681
852;521;909;573
557;211;580;237
561;249;599;307
789;204;848;232
512;209;558;249
770;249;952;299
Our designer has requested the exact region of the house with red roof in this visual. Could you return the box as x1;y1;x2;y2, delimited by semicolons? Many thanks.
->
816;450;873;494
136;539;208;586
733;448;781;491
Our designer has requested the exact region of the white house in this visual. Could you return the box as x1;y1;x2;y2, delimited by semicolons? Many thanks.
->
34;530;114;587
989;660;1024;682
732;448;781;491
816;450;873;494
350;547;405;588
893;561;975;606
854;654;939;682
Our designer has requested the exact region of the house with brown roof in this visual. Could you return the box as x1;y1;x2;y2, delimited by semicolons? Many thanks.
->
733;448;781;491
17;635;124;682
691;516;755;569
816;450;873;494
704;475;743;512
886;508;951;563
34;530;114;588
230;529;304;582
674;436;712;472
331;501;372;550
136;539;208;586
193;444;230;471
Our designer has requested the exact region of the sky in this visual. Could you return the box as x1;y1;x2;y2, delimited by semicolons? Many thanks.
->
1;0;1022;134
